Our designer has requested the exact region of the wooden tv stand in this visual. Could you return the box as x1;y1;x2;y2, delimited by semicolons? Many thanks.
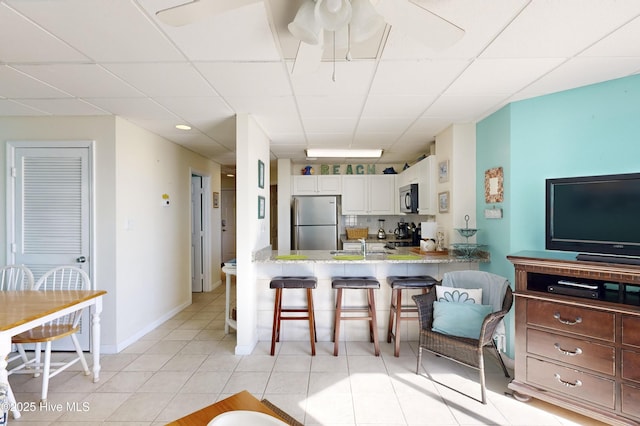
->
507;251;640;426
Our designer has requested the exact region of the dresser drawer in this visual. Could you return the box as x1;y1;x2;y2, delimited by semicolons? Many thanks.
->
622;350;640;383
622;383;640;419
527;329;615;376
622;315;640;347
527;357;615;409
527;299;615;341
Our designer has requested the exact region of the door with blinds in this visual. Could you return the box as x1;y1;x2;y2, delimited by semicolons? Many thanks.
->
7;141;93;350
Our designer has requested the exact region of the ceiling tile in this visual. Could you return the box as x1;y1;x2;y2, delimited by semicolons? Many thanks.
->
424;94;508;122
290;61;377;96
7;0;184;62
357;116;415;134
381;0;530;60
302;117;358;134
514;57;640;100
444;58;564;96
149;1;282;61
0;66;72;98
361;95;437;118
370;59;470;96
0;99;47;115
481;0;640;58
581;15;640;57
104;63;219;98
153;97;234;122
296;95;364;118
86;97;179;121
15;98;109;115
15;64;145;98
196;62;292;97
0;3;89;63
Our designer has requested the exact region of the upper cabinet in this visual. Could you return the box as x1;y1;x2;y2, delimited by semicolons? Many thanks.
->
396;156;437;215
342;175;395;215
417;156;437;216
292;175;342;195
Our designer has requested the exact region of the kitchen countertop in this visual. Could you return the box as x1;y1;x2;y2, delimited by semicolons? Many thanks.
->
254;246;489;264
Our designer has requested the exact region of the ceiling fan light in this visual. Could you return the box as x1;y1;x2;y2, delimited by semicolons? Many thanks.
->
315;0;352;31
288;0;323;45
350;0;385;43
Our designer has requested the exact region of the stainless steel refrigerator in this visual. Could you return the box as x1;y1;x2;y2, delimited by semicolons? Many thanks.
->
292;196;339;250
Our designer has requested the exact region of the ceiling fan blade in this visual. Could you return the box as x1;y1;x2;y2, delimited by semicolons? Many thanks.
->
291;39;324;77
376;0;464;49
156;0;262;27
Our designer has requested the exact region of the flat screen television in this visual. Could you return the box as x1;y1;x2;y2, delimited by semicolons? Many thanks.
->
546;172;640;262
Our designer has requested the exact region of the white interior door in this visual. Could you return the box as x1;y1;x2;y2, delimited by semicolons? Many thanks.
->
191;175;204;292
221;189;236;263
7;141;93;350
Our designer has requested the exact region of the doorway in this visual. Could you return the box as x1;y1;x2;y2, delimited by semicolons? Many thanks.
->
7;140;94;350
191;173;211;292
221;189;236;263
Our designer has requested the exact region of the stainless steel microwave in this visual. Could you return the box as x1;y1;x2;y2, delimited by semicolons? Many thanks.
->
399;184;418;213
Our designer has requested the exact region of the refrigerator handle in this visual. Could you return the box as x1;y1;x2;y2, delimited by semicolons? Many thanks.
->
293;197;299;226
292;198;299;249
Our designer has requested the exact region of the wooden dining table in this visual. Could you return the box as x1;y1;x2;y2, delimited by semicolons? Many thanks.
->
167;390;290;425
0;289;107;406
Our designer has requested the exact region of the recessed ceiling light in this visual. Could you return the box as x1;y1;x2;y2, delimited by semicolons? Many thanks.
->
305;148;382;158
175;124;191;130
226;174;235;177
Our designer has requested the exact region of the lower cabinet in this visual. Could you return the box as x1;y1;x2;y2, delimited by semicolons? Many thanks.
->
508;252;640;426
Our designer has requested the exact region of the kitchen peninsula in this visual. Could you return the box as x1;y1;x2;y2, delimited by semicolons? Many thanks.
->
252;247;488;346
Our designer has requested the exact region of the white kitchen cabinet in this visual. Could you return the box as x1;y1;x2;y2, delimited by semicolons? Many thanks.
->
342;175;395;215
417;156;437;215
292;175;342;195
343;242;362;251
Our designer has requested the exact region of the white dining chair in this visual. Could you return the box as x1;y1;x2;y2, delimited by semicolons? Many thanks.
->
10;265;92;402
1;264;34;419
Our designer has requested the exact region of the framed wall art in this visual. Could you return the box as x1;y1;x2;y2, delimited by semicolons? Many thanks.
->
258;195;265;219
438;191;450;213
438;160;449;183
484;167;504;203
258;159;265;189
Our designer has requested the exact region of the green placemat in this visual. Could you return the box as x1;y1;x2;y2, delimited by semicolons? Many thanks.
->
333;255;365;260
276;254;308;260
386;254;423;260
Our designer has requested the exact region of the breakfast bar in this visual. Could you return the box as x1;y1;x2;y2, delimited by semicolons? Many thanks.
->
253;247;488;347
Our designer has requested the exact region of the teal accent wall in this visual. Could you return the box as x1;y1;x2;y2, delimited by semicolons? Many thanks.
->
476;73;640;358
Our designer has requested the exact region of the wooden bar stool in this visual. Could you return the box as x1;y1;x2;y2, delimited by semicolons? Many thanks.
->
332;276;381;356
386;275;438;357
270;276;317;356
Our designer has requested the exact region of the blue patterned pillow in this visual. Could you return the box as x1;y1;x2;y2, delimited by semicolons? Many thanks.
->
435;285;482;304
432;301;492;339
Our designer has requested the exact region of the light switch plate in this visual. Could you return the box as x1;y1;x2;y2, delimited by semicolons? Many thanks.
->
484;208;503;219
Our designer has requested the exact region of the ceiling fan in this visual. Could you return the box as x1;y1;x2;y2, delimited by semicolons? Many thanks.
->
156;0;464;74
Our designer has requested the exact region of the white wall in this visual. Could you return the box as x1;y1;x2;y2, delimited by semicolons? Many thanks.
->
114;118;221;350
235;113;271;354
277;159;292;251
0;115;221;353
435;123;477;247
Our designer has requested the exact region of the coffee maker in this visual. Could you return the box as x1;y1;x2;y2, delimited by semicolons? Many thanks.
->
395;222;409;239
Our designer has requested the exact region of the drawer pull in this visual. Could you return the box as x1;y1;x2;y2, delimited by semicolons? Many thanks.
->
554;373;583;388
554;343;583;356
553;312;582;325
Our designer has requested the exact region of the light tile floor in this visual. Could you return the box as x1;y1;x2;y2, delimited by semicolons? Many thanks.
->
7;285;609;425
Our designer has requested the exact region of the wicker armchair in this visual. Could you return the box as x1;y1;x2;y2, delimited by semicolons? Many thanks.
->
412;271;513;404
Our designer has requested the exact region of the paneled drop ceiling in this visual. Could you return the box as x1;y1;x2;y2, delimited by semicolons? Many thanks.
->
2;0;640;175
